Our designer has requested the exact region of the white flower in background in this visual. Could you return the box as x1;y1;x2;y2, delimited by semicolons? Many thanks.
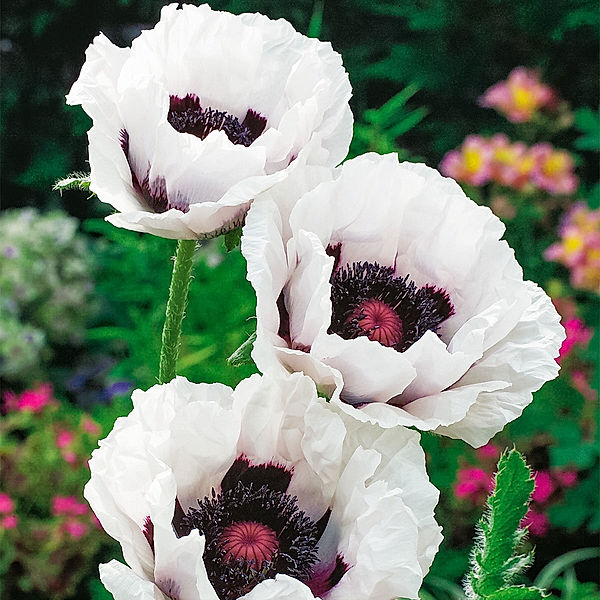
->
87;373;441;600
242;153;565;447
67;3;352;239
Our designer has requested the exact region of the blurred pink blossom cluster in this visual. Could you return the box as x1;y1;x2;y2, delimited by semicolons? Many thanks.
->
479;67;559;123
545;202;600;293
455;453;578;538
558;317;592;363
0;492;18;530
3;383;55;413
523;469;578;536
440;134;577;194
52;495;98;539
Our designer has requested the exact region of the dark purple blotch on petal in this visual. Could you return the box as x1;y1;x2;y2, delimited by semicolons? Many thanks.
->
157;578;181;600
326;242;342;273
119;129;189;214
167;94;266;147
221;455;293;494
142;515;154;553
307;555;350;596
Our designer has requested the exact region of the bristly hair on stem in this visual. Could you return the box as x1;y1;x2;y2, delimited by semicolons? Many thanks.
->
463;448;548;600
53;172;92;194
158;238;197;384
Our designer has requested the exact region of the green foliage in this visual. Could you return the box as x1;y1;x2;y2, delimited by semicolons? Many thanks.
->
84;218;257;390
464;449;545;600
223;227;243;252
0;208;96;383
573;107;600;152
350;84;427;160
227;330;256;367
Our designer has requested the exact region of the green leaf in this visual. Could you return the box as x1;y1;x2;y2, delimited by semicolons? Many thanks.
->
227;331;256;367
534;548;600;590
464;449;537;600
307;0;324;38
224;227;243;252
53;172;91;194
486;586;546;600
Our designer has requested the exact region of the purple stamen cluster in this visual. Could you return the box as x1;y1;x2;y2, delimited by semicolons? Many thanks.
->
329;260;454;352
178;458;320;600
168;94;267;147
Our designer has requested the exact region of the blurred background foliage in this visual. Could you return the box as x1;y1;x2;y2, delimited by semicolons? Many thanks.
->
1;0;598;599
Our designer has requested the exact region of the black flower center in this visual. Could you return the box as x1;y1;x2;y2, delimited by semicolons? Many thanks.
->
168;94;267;147
328;258;454;352
176;458;320;600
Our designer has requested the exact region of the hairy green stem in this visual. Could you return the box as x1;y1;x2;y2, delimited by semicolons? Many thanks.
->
158;239;197;384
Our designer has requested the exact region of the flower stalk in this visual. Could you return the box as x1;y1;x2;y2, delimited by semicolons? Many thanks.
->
158;239;197;384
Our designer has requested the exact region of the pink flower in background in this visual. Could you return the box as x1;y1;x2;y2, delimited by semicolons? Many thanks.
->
532;471;555;503
523;508;550;536
0;492;15;514
55;430;78;463
3;383;54;414
558;318;592;362
477;443;501;461
571;370;597;403
52;496;88;517
56;430;75;449
530;144;578;195
479;67;558;123
455;467;493;503
1;514;18;530
555;470;578;488
64;520;88;539
440;135;493;185
545;202;600;293
489;134;535;189
81;416;101;436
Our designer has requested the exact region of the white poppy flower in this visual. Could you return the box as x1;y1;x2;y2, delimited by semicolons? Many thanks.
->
86;373;441;600
242;153;565;447
66;3;352;239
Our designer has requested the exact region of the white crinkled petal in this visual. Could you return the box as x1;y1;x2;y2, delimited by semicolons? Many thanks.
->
435;281;564;446
240;575;317;600
68;3;352;239
99;561;163;600
244;151;564;445
89;373;441;600
318;448;425;600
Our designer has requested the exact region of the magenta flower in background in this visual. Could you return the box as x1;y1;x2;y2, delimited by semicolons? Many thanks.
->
3;383;54;414
455;468;493;503
476;443;501;461
479;67;558;123
64;520;89;539
523;508;550;537
439;134;493;185
558;317;592;362
1;514;18;530
52;496;89;517
571;370;597;403
0;492;15;514
532;471;555;504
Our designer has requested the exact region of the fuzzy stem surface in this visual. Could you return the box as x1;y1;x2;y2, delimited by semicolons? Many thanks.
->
158;239;197;384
